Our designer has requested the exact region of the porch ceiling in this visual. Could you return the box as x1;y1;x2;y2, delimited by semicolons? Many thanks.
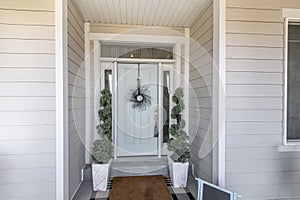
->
72;0;210;28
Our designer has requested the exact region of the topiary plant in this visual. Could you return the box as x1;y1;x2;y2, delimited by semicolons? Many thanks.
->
92;88;113;164
168;87;190;163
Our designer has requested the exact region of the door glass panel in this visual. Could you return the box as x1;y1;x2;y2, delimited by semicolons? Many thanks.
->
163;71;170;143
104;70;112;92
101;44;173;59
117;63;158;156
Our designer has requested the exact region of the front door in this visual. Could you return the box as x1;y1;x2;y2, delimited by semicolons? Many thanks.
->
117;63;158;157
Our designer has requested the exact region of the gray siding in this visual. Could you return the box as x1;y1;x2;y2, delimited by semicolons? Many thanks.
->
189;0;213;183
226;0;300;199
68;0;86;198
0;0;55;199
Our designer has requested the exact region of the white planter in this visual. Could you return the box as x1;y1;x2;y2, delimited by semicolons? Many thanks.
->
92;161;111;191
168;157;189;188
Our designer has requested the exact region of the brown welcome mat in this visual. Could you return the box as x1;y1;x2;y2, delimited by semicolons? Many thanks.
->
109;175;173;200
91;177;195;200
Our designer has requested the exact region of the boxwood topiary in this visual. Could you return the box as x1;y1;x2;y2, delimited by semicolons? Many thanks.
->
92;88;113;164
168;87;190;163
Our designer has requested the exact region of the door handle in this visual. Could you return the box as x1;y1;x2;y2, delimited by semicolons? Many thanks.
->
153;109;158;137
153;122;158;137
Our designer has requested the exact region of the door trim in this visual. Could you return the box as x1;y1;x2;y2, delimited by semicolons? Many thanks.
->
158;63;162;158
113;61;118;159
99;60;174;159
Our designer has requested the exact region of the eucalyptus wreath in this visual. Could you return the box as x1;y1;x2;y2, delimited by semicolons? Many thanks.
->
127;79;151;110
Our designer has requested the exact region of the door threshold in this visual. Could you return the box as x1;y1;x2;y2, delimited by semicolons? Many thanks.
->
113;156;167;162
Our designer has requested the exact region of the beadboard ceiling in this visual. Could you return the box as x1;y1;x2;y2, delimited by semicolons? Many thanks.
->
72;0;210;28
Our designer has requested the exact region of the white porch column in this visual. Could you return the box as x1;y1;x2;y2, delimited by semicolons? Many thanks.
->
94;40;100;141
55;0;69;198
184;28;190;134
212;0;226;187
174;43;181;90
85;22;91;164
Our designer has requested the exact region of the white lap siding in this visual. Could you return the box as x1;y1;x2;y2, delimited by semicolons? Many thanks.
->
226;0;300;199
0;0;55;199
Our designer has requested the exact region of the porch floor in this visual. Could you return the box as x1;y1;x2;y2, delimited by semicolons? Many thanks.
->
110;156;168;178
72;170;198;200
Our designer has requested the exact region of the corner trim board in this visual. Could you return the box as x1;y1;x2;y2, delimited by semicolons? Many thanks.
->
55;0;69;199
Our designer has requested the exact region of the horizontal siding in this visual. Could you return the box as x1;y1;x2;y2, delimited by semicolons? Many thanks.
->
0;125;55;141
230;184;300;200
226;159;300;174
0;54;55;68
0;83;55;96
227;72;283;85
226;146;300;161
0;140;55;155
0;154;55;170
0;0;54;11
0;97;55;111
226;98;282;110
0;24;54;40
227;171;300;186
226;85;282;97
227;21;283;35
227;46;283;60
68;0;86;198
226;122;282;135
0;39;54;54
189;0;213;184
0;111;55;126
225;1;300;199
227;59;283;72
226;110;282;122
0;9;54;25
0;168;55;185
226;134;281;148
227;34;283;47
0;182;55;199
0;68;55;82
227;0;300;10
227;8;283;23
0;1;55;199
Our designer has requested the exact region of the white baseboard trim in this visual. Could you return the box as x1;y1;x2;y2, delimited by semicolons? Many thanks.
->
70;164;86;200
81;164;87;182
277;196;300;200
70;180;83;200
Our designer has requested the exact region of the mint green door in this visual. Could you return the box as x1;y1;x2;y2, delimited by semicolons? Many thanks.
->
117;63;158;157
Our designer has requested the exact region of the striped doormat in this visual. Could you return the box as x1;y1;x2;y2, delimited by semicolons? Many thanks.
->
90;177;195;200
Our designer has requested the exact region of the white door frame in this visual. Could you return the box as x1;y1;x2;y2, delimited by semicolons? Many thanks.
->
98;59;175;158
